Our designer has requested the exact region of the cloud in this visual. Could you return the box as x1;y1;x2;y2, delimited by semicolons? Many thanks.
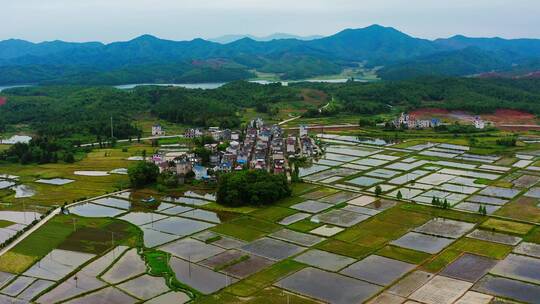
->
1;0;538;42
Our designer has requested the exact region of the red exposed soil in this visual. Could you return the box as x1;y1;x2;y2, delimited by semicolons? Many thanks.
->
525;71;540;78
410;107;539;127
0;97;6;106
477;72;505;79
301;89;328;106
482;109;537;125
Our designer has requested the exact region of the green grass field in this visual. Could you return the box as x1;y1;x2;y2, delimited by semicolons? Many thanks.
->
0;143;154;208
495;196;540;223
480;218;534;235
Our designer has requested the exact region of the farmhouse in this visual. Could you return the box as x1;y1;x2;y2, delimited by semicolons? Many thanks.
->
152;124;164;136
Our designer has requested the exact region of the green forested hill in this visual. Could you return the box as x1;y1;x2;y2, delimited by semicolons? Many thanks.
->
0;82;302;141
1;25;540;84
292;77;540;114
377;48;510;80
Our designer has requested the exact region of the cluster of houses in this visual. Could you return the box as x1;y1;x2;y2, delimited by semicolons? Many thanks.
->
148;119;321;182
391;113;487;130
151;152;209;182
391;113;441;129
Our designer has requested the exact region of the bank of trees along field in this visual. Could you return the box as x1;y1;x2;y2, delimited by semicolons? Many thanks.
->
1;78;540;150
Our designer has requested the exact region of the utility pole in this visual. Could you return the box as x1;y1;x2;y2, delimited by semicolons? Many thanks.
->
110;116;114;139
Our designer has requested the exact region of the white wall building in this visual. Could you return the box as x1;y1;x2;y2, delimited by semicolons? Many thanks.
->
474;117;485;129
152;124;164;136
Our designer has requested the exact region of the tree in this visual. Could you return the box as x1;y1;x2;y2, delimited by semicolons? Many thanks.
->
63;152;75;163
374;185;382;197
481;205;488;216
217;170;291;207
442;198;449;209
157;170;179;188
194;147;212;166
396;190;403;200
358;118;376;127
128;162;159;188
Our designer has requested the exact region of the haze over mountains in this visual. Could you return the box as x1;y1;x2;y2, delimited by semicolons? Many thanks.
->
0;25;539;85
208;33;324;44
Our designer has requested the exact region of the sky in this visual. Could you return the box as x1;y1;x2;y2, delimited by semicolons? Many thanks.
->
2;0;539;43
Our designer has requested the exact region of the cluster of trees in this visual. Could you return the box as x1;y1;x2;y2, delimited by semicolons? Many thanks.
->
217;170;291;207
496;136;518;147
478;205;488;216
128;161;197;190
128;162;160;188
0;138;76;164
0;86;143;143
431;197;451;209
293;77;540;116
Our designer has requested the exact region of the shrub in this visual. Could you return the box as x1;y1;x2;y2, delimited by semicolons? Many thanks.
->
128;162;159;188
217;170;291;207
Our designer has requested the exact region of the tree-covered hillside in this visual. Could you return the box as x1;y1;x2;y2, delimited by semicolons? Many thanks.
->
293;78;540;115
0;82;301;142
377;48;510;80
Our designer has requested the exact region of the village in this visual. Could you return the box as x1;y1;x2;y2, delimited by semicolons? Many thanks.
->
389;112;487;130
148;118;321;182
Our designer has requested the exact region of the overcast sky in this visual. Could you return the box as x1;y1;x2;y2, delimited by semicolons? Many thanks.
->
2;0;539;43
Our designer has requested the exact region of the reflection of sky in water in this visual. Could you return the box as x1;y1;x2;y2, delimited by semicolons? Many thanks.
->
11;184;36;198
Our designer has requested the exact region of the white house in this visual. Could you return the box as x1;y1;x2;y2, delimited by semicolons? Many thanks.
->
299;125;309;137
474;116;485;129
152;124;164;136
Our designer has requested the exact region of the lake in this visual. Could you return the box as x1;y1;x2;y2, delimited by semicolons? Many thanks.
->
114;78;362;90
1;78;363;93
0;85;32;92
114;83;226;90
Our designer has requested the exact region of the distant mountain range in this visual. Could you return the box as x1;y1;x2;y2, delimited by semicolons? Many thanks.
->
208;33;324;44
0;25;539;85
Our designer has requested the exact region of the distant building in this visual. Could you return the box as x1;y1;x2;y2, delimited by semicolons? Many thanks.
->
474;116;486;129
299;125;309;137
152;124;164;136
250;118;264;129
185;128;203;138
393;113;440;129
286;136;297;155
193;165;209;180
221;129;232;141
175;158;192;175
209;153;221;167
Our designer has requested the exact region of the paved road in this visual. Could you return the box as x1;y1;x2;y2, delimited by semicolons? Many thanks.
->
278;116;302;126
0;208;60;257
80;134;184;147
